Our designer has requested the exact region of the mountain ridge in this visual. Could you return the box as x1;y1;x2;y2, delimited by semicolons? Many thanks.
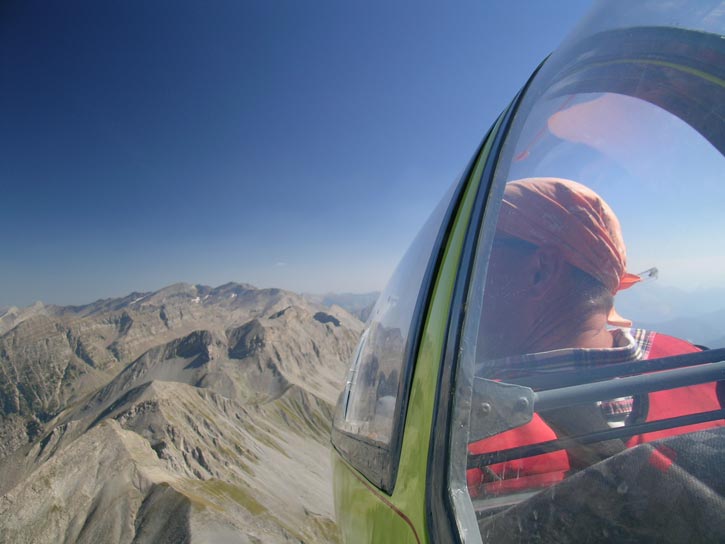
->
0;281;364;543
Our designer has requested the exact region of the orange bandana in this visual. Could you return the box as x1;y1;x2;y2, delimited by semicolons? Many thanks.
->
497;178;640;325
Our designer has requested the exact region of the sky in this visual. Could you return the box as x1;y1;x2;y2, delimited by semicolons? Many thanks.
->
1;0;594;308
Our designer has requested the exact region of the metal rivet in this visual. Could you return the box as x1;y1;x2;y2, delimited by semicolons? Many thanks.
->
515;397;529;411
479;402;492;416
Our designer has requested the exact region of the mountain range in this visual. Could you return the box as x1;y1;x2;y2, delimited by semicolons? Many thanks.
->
615;281;725;346
0;282;369;543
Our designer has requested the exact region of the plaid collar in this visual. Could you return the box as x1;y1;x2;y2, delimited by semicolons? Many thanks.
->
479;328;655;376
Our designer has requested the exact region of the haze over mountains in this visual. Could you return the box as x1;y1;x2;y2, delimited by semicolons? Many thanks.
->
0;283;372;543
615;282;725;347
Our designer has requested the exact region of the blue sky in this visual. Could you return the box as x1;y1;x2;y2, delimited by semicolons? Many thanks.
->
1;0;593;307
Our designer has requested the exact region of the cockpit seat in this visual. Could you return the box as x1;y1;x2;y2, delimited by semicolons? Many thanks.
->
478;427;725;543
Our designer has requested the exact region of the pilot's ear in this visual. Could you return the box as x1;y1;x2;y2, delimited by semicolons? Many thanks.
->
528;245;565;299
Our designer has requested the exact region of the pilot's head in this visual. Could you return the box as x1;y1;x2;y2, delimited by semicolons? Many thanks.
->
478;177;640;360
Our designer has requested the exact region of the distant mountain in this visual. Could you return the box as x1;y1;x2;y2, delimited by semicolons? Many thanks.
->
615;282;725;346
636;307;725;348
0;301;49;335
303;291;380;322
0;282;363;543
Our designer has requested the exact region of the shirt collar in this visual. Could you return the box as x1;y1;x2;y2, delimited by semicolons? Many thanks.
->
478;328;648;377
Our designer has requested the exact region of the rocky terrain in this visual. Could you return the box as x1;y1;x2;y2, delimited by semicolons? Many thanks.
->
0;283;367;543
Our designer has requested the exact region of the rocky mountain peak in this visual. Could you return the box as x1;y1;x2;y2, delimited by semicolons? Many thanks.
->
0;282;366;543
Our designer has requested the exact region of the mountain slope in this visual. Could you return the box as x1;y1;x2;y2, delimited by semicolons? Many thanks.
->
0;283;363;543
0;283;358;458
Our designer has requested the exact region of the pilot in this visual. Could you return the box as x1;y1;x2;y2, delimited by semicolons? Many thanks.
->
468;177;724;497
478;176;640;362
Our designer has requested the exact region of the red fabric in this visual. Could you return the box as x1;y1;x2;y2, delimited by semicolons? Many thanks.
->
647;445;677;472
626;332;725;446
467;414;570;497
468;332;725;498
